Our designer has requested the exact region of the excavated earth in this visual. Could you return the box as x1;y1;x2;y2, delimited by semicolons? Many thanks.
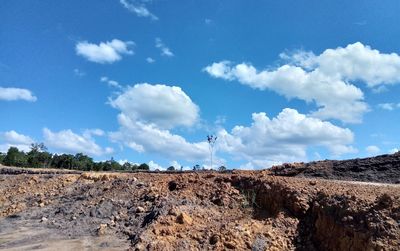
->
271;152;400;184
0;163;399;250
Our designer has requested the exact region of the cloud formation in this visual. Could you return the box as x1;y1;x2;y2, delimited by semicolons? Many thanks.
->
217;108;356;168
378;102;400;111
76;39;134;64
120;0;158;20
109;83;209;161
109;84;199;129
205;42;400;123
43;128;113;156
0;87;37;102
366;145;380;155
0;130;34;152
155;38;174;57
100;76;123;89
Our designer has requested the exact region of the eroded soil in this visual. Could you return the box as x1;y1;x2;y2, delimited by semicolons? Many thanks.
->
0;166;399;250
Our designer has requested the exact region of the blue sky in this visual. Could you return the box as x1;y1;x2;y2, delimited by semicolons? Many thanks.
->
1;0;400;169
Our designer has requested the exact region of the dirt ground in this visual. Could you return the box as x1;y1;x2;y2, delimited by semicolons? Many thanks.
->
0;165;399;250
271;152;400;184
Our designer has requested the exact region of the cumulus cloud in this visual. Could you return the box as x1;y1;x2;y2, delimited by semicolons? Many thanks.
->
76;39;134;64
120;0;158;20
148;160;164;171
0;130;34;152
109;83;209;161
282;42;400;87
43;128;113;156
366;145;380;155
0;87;37;102
217;108;356;169
205;42;400;123
155;38;174;57
109;83;199;129
204;61;367;123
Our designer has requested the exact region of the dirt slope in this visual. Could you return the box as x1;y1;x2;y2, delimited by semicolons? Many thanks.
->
0;166;399;250
270;152;400;184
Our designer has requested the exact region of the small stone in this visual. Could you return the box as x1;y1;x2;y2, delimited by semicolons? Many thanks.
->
97;223;107;236
309;180;317;186
40;217;48;222
39;202;45;207
136;206;145;213
224;241;236;249
168;207;178;216
176;212;193;225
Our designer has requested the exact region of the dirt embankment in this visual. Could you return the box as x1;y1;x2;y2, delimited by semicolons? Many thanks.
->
0;166;399;250
270;152;400;184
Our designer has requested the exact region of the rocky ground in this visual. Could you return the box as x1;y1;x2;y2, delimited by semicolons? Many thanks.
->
0;163;399;250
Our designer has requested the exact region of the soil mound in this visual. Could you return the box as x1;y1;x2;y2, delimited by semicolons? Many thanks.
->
271;152;400;184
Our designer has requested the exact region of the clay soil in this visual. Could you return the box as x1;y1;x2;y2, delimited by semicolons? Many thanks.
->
0;164;399;251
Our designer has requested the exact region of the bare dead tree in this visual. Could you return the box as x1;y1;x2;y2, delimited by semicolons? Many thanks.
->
207;135;217;169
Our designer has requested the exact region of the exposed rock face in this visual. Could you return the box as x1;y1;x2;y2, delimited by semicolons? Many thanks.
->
270;152;400;184
0;166;399;250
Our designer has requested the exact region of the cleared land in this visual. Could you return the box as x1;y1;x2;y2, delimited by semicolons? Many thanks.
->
0;156;399;250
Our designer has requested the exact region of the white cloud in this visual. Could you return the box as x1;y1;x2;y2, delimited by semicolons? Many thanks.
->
170;160;181;169
146;57;155;63
2;130;34;145
120;0;158;20
0;130;34;152
43;128;113;156
76;39;134;64
205;42;400;123
83;128;105;138
109;114;209;161
109;83;199;129
0;87;37;102
155;38;174;57
389;148;399;154
109;83;209;161
377;103;400;111
148;160;164;171
100;76;123;89
285;42;400;87
204;61;367;123
217;108;356;169
366;145;380;155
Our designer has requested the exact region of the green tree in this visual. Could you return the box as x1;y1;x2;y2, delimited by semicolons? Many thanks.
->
51;154;75;169
167;166;175;171
27;143;52;168
138;163;150;170
3;147;27;167
218;165;227;172
121;162;138;171
74;153;94;171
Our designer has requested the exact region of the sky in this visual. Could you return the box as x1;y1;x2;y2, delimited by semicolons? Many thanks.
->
1;0;400;170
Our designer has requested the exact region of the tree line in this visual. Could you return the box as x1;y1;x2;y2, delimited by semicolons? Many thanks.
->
0;143;149;171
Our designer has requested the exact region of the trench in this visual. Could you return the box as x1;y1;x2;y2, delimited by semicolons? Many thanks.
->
230;176;386;251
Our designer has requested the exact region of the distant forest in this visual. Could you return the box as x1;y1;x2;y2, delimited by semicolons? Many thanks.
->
0;143;150;171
